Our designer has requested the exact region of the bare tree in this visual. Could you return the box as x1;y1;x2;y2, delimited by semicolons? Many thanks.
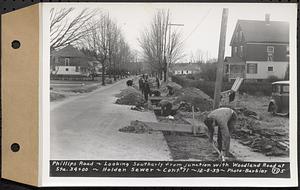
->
50;8;99;51
139;9;184;82
190;49;206;63
81;14;111;85
81;13;132;85
107;20;121;80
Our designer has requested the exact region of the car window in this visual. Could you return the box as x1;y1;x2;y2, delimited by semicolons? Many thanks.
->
282;85;289;93
272;85;281;93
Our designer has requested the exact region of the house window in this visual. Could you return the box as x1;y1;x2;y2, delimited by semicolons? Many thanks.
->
268;66;273;71
240;46;243;57
267;54;273;61
267;46;274;53
65;68;69;71
234;47;238;54
267;46;274;61
76;66;79;72
65;58;70;66
247;63;257;74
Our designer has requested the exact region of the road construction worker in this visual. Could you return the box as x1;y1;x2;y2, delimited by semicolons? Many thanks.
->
138;76;144;94
159;99;172;116
126;79;133;86
204;107;237;159
143;79;151;102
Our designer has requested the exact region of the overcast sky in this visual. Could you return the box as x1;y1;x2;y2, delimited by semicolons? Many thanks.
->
47;3;296;62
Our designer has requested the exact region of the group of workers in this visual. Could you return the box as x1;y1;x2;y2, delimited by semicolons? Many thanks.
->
138;74;160;101
136;74;237;161
138;74;151;101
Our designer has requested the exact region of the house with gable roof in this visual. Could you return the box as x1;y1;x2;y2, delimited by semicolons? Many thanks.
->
224;14;289;82
170;63;201;75
50;45;95;77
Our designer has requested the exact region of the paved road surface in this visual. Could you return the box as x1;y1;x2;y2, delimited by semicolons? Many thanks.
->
51;79;172;160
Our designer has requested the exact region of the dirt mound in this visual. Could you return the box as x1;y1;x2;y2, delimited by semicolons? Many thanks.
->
115;87;145;106
119;120;153;134
50;92;66;102
174;87;213;112
175;107;288;157
159;82;182;96
233;114;289;156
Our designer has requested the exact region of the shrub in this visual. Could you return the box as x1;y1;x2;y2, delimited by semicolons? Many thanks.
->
266;75;279;83
186;74;195;80
171;75;272;97
199;62;217;81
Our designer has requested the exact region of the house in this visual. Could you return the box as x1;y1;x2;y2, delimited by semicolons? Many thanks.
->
224;14;289;82
50;45;92;77
170;63;201;75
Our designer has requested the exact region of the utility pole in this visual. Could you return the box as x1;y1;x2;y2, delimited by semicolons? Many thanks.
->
213;8;228;109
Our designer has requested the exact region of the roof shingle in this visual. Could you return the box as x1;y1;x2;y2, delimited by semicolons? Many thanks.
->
230;20;289;45
51;45;86;58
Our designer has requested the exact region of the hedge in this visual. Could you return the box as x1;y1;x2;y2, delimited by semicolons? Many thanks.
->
171;75;272;98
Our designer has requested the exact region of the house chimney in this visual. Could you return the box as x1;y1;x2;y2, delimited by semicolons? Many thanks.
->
265;14;270;24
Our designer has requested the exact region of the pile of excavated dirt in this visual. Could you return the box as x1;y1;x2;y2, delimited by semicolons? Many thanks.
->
115;87;145;106
232;113;289;157
174;107;288;157
174;87;213;112
50;91;66;102
159;82;182;96
119;120;153;134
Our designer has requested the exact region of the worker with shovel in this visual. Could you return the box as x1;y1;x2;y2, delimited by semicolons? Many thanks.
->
204;107;237;161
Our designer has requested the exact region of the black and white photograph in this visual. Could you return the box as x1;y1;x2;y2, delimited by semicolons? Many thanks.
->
43;2;297;186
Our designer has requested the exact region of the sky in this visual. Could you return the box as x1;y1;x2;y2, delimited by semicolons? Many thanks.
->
47;3;296;62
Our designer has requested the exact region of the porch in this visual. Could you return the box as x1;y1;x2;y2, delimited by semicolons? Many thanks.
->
224;57;246;82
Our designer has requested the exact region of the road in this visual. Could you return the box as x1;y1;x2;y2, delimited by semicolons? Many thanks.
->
51;79;172;160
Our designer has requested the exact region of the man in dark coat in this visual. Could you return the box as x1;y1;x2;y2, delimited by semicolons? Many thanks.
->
138;77;144;95
143;79;151;102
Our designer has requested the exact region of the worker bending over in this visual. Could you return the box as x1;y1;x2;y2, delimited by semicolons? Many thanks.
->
204;107;237;160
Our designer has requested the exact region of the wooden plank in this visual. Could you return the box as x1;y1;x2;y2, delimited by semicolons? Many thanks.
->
231;77;244;92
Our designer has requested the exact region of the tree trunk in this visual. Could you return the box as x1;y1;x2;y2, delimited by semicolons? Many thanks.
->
102;63;106;86
160;70;163;80
163;68;167;82
113;62;117;81
108;65;112;79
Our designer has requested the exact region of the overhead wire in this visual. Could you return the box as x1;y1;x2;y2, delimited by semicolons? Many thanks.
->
182;8;212;43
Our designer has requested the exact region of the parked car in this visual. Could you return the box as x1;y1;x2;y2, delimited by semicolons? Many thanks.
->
268;81;289;116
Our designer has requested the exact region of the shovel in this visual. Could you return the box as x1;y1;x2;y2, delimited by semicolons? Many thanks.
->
211;140;225;161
